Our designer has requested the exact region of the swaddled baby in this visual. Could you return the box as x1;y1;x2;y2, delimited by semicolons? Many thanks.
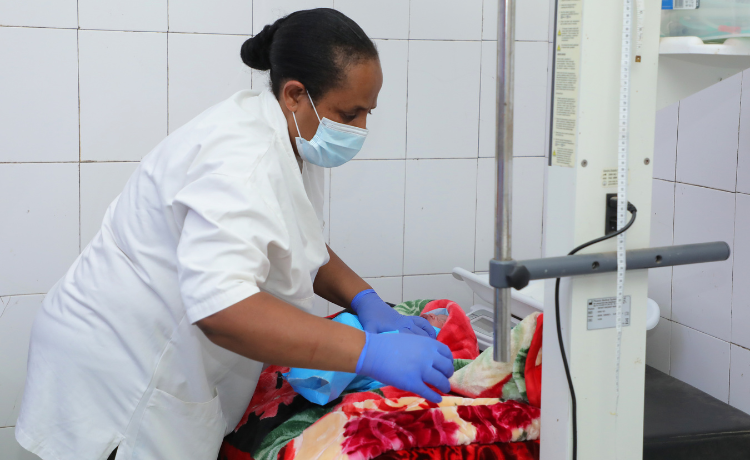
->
420;310;448;328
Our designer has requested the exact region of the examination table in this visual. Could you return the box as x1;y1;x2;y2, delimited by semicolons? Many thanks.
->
643;365;750;460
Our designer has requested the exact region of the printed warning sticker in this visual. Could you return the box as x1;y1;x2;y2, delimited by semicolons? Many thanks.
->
587;296;632;331
550;0;583;168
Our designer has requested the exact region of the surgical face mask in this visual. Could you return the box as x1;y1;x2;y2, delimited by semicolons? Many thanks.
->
292;92;368;168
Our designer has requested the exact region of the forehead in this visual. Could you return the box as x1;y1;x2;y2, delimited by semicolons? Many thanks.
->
322;58;383;108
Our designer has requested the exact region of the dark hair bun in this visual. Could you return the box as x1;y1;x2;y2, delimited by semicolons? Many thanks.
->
240;22;281;71
240;9;378;99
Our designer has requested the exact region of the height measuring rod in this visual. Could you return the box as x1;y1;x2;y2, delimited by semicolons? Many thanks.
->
616;0;645;411
493;0;515;362
615;0;632;407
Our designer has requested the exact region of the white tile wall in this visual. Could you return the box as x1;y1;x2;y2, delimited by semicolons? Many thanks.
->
403;274;474;311
670;322;731;402
79;30;167;162
730;344;750;414
0;164;79;297
475;157;546;272
732;193;750;349
10;0;750;438
676;73;741;192
645;71;750;415
0;428;40;460
478;41;497;159
479;41;551;159
410;0;483;41
0;0;77;29
403;159;477;275
510;158;546;260
672;183;735;341
80;163;140;248
481;0;498;41
356;40;408;160
0;3;558;451
330;160;405;278
334;0;409;40
365;277;404;305
653;103;678;182
169;0;252;34
0;27;79;163
167;33;252;133
79;0;167;32
475;158;495;272
406;41;482;159
0;296;44;428
513;42;550;157
646;318;671;374
649;179;675;319
251;70;272;92
253;0;333;34
515;0;551;42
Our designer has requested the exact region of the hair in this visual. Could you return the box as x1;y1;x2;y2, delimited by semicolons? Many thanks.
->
240;8;379;100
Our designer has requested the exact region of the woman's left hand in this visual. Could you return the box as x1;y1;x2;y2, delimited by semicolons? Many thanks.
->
350;289;436;338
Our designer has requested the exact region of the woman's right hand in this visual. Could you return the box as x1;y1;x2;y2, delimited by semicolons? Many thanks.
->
355;332;454;403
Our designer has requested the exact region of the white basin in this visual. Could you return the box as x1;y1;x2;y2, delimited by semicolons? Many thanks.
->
452;266;660;331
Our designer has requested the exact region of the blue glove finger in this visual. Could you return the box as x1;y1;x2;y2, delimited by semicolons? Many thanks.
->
400;324;429;337
410;381;443;404
410;316;437;339
432;354;455;378
423;367;452;394
436;342;454;360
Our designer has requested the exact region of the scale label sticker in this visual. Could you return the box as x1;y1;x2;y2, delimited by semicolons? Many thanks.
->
587;296;631;330
602;168;630;187
550;0;583;168
662;0;699;9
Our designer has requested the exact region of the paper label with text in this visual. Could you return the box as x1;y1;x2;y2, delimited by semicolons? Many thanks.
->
551;0;583;168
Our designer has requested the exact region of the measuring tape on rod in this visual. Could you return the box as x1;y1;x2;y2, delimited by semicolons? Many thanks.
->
616;0;639;412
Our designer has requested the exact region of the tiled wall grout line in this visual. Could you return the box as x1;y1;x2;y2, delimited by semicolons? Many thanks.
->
729;74;743;398
0;161;81;164
401;1;411;301
0;24;78;30
77;25;82;255
668;104;679;369
0;293;48;299
473;16;485;273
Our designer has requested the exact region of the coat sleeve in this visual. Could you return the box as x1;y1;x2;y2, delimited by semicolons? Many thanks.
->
173;172;288;324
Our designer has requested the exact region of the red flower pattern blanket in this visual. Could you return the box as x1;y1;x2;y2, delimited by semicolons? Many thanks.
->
219;300;543;460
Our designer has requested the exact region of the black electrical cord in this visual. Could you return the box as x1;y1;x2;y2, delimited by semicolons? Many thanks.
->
555;202;637;460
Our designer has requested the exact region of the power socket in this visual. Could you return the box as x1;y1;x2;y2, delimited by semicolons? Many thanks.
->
605;193;618;235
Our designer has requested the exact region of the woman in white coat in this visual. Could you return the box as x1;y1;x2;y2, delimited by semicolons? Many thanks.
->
16;9;454;460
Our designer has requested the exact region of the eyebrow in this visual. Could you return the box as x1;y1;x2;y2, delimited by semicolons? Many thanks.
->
352;105;376;111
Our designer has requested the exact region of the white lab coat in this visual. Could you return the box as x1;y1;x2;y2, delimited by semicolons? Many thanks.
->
15;90;330;460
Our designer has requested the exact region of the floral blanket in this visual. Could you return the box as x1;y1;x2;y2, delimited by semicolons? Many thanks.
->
219;300;544;460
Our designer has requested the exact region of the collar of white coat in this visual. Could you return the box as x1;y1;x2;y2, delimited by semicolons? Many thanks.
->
259;90;298;161
258;89;328;234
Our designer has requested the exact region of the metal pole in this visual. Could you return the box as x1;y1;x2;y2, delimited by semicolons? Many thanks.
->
494;0;515;362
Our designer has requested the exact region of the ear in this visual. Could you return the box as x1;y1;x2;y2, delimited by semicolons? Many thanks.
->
281;80;307;113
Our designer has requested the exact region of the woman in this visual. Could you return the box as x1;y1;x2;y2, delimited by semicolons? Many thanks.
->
16;9;453;460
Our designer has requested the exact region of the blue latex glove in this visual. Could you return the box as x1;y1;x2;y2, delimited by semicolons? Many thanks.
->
351;289;436;338
356;331;454;403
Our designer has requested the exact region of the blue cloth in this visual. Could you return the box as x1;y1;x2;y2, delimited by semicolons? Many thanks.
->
284;313;440;405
